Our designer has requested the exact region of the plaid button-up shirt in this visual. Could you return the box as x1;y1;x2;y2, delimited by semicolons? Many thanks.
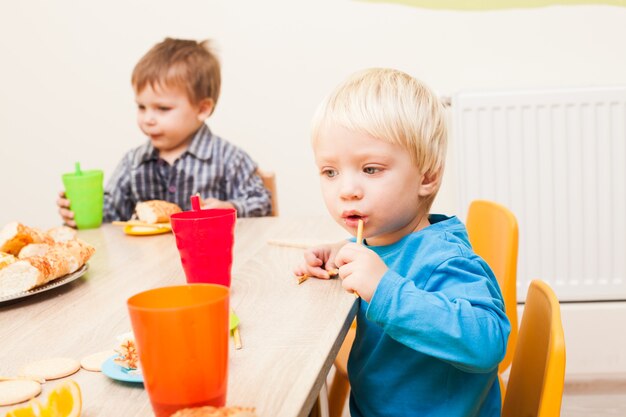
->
103;124;271;221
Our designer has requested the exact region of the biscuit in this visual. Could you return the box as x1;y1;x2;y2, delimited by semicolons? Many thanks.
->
80;350;115;372
0;380;42;406
20;358;80;380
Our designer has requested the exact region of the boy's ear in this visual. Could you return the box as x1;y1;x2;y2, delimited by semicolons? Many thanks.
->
418;169;442;197
197;98;215;121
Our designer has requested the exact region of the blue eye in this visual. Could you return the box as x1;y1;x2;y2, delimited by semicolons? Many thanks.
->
363;167;380;174
322;169;338;178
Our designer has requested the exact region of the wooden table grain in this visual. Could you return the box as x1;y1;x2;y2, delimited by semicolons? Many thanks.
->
0;216;357;417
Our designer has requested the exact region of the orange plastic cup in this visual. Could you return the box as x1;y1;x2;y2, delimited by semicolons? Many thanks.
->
127;284;230;417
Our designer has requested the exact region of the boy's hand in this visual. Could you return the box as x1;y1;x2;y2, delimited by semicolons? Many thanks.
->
201;198;236;210
56;191;77;228
335;243;388;302
293;240;348;279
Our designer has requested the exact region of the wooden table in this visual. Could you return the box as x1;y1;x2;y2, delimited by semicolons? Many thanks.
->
0;217;357;417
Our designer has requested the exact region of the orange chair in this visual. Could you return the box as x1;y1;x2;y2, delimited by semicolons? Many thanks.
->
327;200;519;416
502;279;566;417
466;200;519;396
256;169;278;216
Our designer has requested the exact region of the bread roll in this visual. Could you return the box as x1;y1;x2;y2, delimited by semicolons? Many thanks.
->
17;243;50;259
0;222;51;255
0;223;95;297
170;406;257;417
135;200;182;224
18;239;94;274
0;250;73;297
0;252;18;270
46;226;77;242
57;239;95;272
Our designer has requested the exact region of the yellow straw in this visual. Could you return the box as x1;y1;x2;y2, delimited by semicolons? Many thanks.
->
356;218;364;245
233;327;242;350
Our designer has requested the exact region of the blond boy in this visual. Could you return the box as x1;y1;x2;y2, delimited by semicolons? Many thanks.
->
295;68;510;416
58;38;271;225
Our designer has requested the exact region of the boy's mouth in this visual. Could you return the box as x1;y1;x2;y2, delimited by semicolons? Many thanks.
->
341;211;366;227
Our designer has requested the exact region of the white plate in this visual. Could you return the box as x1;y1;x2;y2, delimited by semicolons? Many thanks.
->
0;263;89;304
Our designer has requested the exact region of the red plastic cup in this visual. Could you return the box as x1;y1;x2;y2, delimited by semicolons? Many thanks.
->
128;284;230;417
170;198;236;287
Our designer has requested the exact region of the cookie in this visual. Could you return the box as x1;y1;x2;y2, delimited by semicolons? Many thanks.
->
80;350;115;372
20;358;80;380
0;380;42;406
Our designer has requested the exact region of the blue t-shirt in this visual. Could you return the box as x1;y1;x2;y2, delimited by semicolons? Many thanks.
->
348;215;511;417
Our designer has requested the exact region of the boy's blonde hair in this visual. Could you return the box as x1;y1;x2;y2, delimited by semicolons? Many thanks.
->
132;38;221;107
311;68;447;181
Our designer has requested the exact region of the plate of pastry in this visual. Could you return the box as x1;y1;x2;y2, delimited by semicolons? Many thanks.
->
101;355;143;384
114;200;181;236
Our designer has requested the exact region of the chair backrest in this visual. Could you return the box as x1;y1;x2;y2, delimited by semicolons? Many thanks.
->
256;169;278;216
502;280;566;417
466;200;519;375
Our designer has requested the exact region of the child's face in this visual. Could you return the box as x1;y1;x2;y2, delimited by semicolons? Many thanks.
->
314;124;431;246
135;84;212;158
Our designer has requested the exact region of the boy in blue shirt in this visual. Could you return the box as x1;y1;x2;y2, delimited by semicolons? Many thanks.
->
295;68;510;416
57;38;271;225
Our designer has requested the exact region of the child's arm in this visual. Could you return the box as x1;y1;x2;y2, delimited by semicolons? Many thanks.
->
293;240;348;279
222;153;271;217
370;258;510;372
101;155;136;222
200;197;235;210
336;245;510;372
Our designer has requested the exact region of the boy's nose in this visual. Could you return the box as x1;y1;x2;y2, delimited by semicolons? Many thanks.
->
339;178;363;200
144;114;157;126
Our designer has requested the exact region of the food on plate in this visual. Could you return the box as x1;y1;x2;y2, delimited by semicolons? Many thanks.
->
46;225;78;242
0;222;51;256
0;222;95;298
0;379;42;407
4;379;82;417
113;332;141;372
170;406;258;417
80;350;116;372
0;252;17;269
135;200;182;224
16;243;50;258
20;358;81;381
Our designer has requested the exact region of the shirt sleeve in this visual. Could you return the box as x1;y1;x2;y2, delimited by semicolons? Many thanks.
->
103;154;136;222
366;256;511;373
224;150;272;217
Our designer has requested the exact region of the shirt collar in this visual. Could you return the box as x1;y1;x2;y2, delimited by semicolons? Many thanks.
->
133;123;214;168
185;123;215;161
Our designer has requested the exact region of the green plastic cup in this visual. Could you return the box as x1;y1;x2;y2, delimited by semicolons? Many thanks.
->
62;163;104;229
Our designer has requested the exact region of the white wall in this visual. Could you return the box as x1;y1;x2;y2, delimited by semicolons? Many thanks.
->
1;0;625;228
2;0;626;376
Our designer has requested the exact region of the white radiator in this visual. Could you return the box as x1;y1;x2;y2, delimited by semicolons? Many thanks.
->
453;86;626;302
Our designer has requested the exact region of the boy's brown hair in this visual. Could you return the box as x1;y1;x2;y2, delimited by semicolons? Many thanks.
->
132;38;221;107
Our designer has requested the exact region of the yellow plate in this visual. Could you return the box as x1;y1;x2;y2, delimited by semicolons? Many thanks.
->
123;225;171;236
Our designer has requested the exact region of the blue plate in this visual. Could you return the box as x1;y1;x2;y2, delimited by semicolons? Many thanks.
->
101;355;143;384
